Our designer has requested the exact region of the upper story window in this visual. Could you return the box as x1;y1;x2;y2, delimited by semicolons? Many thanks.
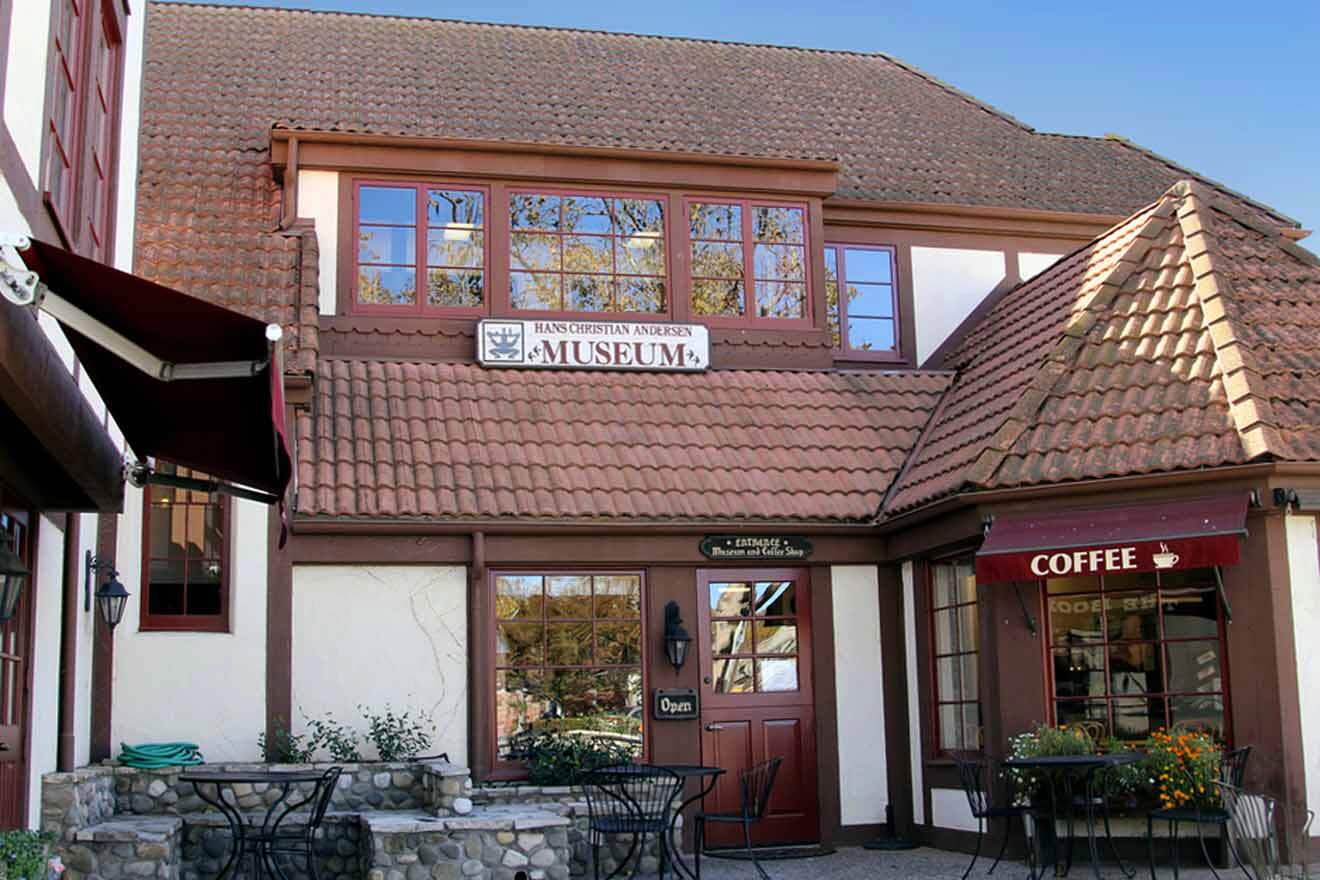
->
824;244;900;360
931;559;980;752
508;192;667;314
141;463;229;632
81;10;121;261
689;200;810;325
354;182;486;314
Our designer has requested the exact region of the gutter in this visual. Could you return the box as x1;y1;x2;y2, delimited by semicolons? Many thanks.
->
56;513;79;771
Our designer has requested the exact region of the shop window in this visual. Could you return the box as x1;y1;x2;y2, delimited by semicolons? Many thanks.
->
689;200;810;325
824;244;901;360
1046;569;1228;741
508;192;667;314
493;573;644;767
708;579;801;693
931;560;980;751
353;182;486;314
141;463;229;632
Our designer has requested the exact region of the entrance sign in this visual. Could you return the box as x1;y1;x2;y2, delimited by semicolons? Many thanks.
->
653;688;699;720
699;535;813;561
478;319;709;371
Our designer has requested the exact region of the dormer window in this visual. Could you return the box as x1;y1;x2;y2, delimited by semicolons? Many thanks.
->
824;243;901;361
353;182;487;314
688;199;811;327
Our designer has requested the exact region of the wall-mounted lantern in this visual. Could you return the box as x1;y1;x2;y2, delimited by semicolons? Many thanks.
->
0;536;28;622
663;600;692;672
85;551;130;630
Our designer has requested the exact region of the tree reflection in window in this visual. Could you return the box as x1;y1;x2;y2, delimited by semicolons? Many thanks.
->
494;573;644;764
825;244;898;358
509;193;666;314
690;201;807;321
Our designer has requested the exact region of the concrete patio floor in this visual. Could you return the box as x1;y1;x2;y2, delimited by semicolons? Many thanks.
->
684;846;1225;880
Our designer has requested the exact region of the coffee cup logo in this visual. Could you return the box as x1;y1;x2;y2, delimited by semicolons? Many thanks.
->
1152;542;1179;570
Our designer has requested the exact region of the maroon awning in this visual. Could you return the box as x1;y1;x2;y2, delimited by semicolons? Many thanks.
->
14;238;291;499
975;494;1249;583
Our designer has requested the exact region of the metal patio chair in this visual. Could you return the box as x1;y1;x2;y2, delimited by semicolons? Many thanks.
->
949;751;1033;880
584;764;684;880
694;756;782;880
1146;746;1252;880
254;766;343;880
1220;783;1314;880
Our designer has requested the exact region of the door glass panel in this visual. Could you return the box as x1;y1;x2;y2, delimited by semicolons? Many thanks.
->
709;582;753;616
711;620;752;655
712;658;755;694
755;621;797;654
753;581;795;616
757;658;798;692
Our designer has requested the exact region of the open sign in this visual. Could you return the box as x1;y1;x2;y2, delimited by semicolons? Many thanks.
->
653;688;699;721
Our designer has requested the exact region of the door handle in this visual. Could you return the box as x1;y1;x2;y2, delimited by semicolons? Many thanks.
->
705;723;725;732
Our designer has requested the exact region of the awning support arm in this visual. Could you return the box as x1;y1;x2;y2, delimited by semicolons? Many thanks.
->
1214;566;1233;624
1012;581;1038;635
127;462;281;506
0;235;275;382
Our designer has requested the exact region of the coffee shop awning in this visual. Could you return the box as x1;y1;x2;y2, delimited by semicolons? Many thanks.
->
0;236;291;502
975;494;1250;583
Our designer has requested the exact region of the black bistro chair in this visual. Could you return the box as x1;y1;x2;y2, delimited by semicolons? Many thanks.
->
254;766;343;880
584;764;684;880
949;751;1032;880
694;756;782;880
1146;746;1252;880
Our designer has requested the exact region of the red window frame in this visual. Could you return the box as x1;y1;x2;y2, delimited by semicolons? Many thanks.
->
139;471;231;633
43;0;90;240
350;179;490;317
1042;570;1233;743
489;569;649;777
506;186;672;319
824;243;903;363
685;196;814;330
80;3;122;261
928;559;981;754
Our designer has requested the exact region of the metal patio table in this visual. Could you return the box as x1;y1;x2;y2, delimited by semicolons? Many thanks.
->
1002;753;1142;880
180;768;331;880
656;764;726;880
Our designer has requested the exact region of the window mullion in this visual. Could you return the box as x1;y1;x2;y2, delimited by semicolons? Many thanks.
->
415;183;426;316
742;201;755;322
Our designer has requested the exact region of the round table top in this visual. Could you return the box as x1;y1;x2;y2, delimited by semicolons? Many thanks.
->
655;764;726;778
1001;753;1142;769
180;769;330;784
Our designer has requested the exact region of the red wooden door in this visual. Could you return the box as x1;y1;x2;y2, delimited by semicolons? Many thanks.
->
0;513;31;829
697;569;818;847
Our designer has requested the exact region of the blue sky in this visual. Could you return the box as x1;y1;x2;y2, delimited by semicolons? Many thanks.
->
191;0;1320;241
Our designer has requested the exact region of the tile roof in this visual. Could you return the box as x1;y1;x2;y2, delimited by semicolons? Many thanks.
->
296;362;951;523
884;181;1320;515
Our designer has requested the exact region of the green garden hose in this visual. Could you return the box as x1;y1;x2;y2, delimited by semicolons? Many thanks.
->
118;742;204;768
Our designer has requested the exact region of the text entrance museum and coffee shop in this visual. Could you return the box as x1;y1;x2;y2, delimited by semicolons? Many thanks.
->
91;3;1320;860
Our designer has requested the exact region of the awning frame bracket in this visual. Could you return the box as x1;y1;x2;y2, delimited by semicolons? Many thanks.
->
0;234;279;382
127;461;280;506
1214;566;1233;624
1012;581;1039;635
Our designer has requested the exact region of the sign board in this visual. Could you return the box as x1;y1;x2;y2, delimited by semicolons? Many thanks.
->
653;688;699;721
699;535;813;561
975;536;1241;583
478;319;709;372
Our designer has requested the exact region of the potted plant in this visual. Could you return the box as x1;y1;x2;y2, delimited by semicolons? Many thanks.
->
1004;723;1097;805
1143;728;1222;811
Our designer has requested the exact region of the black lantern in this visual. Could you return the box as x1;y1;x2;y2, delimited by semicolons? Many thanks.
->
663;600;692;672
0;537;28;623
95;575;130;630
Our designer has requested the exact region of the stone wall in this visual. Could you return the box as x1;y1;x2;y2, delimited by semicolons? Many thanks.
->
40;766;117;846
179;814;363;880
61;817;182;880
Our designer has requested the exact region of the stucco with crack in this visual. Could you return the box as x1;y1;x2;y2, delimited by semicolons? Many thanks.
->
292;565;468;765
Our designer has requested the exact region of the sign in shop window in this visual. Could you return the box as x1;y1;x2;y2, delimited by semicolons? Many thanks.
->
653;688;699;720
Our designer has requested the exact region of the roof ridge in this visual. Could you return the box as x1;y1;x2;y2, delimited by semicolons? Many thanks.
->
959;199;1179;489
1170;180;1288;460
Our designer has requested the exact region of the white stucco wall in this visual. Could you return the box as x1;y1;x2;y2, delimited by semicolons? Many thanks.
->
901;560;925;825
910;247;1006;365
112;497;269;762
296;170;340;314
27;516;65;827
1286;514;1320;831
831;565;888;825
292;565;468;765
4;0;53;182
931;787;978;832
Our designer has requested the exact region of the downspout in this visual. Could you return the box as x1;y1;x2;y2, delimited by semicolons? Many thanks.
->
468;531;486;780
57;513;80;771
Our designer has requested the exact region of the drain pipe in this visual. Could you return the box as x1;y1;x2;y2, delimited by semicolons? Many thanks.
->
57;512;80;771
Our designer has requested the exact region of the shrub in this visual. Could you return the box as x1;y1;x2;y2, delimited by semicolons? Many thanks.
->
305;713;362;762
258;722;315;764
359;705;432;761
1145;727;1221;810
0;830;55;880
506;729;636;786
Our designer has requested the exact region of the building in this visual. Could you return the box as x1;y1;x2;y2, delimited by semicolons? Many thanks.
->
32;0;1320;856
